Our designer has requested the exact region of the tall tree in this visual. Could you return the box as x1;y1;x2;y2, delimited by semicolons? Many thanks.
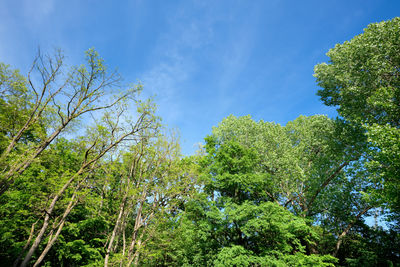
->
18;102;157;267
205;115;384;261
0;48;161;266
159;114;373;266
314;17;400;215
103;133;199;266
208;115;369;223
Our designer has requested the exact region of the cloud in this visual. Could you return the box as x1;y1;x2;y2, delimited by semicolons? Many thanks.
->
141;59;191;123
138;3;217;124
22;0;55;26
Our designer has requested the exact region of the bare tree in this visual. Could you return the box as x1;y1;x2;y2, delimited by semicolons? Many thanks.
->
0;48;140;196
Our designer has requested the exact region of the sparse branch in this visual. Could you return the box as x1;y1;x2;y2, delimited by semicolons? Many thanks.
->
0;48;148;196
1;51;63;159
304;161;349;216
27;52;40;99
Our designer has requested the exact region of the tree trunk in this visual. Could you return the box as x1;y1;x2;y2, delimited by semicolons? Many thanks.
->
333;206;371;257
33;193;79;267
13;219;40;267
19;170;81;267
127;189;147;261
104;179;129;267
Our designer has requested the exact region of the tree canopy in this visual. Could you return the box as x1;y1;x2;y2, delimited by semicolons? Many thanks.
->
314;17;400;216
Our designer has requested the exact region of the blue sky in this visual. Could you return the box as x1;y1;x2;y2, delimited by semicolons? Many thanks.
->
1;0;399;155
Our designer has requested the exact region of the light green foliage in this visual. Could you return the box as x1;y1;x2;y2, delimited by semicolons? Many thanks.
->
97;133;200;266
0;138;83;265
0;49;166;266
0;48;146;197
366;123;400;210
214;245;337;267
0;63;45;158
314;18;400;125
158;116;346;266
207;114;367;222
314;17;400;214
0;63;30;136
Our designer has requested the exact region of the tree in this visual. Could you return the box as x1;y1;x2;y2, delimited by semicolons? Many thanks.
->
0;63;38;155
0;48;162;266
208;115;369;218
202;115;384;261
103;133;198;267
314;17;400;216
0;48;140;196
157;114;377;266
0;48;203;266
167;135;339;266
17;105;157;266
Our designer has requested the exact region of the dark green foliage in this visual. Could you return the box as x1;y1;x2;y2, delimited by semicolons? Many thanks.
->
337;223;400;267
0;138;88;266
45;208;108;266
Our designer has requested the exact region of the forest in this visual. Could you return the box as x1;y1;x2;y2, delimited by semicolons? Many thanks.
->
0;17;399;267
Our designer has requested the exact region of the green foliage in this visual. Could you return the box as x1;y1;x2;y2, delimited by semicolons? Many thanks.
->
205;114;368;223
0;62;46;158
314;17;400;126
0;63;30;140
48;211;108;266
214;245;337;267
314;17;400;215
336;223;400;267
0;137;89;264
366;123;400;211
156;121;344;266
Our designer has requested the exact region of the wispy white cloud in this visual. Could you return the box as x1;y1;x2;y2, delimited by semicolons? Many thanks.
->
139;3;217;124
0;0;96;70
216;27;256;112
136;2;264;154
141;59;191;122
21;0;55;27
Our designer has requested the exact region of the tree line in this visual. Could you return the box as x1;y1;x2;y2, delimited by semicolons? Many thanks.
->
0;17;399;266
